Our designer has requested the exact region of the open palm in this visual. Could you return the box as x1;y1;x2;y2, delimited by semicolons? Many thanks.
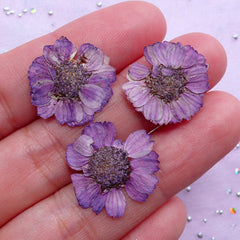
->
0;2;240;240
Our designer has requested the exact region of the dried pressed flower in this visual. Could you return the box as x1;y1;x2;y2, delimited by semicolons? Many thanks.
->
29;36;116;126
66;122;159;218
123;41;209;125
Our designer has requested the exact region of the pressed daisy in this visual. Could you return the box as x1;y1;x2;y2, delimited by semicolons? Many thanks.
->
123;41;209;125
66;122;159;218
29;36;116;126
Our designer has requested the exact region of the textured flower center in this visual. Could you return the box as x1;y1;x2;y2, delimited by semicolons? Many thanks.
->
53;60;92;100
88;146;131;191
146;66;187;103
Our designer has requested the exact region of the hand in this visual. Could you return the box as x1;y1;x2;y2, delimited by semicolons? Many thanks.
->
0;2;239;240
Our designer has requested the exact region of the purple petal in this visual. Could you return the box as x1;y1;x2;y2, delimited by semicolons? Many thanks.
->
66;144;90;170
128;63;150;80
151;41;169;66
181;45;200;68
130;168;158;194
105;189;126;218
43;36;77;66
143;44;160;65
37;98;57;119
91;64;116;84
31;83;52;105
130;151;159;173
78;43;104;71
124;130;153;158
172;91;203;121
165;42;185;68
71;174;101;208
102;122;117;146
125;181;148;202
54;101;74;125
79;84;105;109
126;84;150;108
28;56;55;86
112;139;124;149
74;102;84;123
143;96;163;122
92;193;107;215
73;134;94;157
186;78;209;93
82;122;107;148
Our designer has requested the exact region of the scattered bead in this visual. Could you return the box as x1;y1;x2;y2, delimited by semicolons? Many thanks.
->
227;188;232;195
22;8;28;13
30;8;36;14
185;186;191;192
18;13;23;17
232;34;239;40
216;209;223;215
187;216;192;222
197;232;203;238
230;207;237;214
96;1;103;7
48;10;53;16
236;192;240;197
211;237;216;240
235;143;240;149
203;218;207;223
3;6;10;11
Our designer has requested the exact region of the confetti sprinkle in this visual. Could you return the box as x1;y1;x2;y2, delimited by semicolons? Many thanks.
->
30;8;36;14
235;168;240;174
230;207;237;214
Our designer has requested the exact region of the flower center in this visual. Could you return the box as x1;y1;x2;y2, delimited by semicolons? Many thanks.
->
87;146;131;191
53;60;92;101
146;66;187;103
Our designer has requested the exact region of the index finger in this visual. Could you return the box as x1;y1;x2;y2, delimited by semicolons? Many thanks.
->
0;1;166;139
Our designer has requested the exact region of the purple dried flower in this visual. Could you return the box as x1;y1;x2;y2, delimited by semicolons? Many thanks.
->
29;36;116;126
123;41;209;125
66;122;159;218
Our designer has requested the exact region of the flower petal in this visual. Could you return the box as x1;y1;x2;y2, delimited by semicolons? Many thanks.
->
79;84;105;109
82;122;107;148
102;122;117;146
71;174;101;208
43;36;77;66
105;189;126;218
143;96;163;122
130;168;159;194
91;64;116;84
66;144;90;170
128;63;150;81
31;83;52;105
73;134;94;157
125;181;148;202
54;101;74;125
92;193;107;215
124;130;153;158
130;151;159;173
37;98;57;119
78;43;104;71
143;44;160;65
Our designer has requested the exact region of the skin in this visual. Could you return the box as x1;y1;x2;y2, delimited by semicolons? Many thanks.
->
0;1;239;239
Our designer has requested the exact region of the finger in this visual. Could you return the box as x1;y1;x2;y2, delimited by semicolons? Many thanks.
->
0;1;166;139
0;187;186;240
0;33;230;226
122;197;186;240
